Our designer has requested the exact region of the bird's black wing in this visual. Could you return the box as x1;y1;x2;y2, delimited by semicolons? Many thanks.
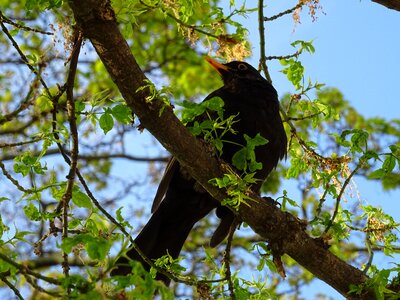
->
151;157;178;213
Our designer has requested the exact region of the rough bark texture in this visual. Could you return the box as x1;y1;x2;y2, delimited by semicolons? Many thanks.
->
69;0;377;298
372;0;400;11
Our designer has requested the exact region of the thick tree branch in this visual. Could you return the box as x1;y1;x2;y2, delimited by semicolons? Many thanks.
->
69;0;375;298
371;0;400;11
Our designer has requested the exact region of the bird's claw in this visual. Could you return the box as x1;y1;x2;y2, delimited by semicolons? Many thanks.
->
262;196;281;208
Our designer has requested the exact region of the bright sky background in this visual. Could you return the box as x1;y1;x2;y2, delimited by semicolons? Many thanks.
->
237;1;399;298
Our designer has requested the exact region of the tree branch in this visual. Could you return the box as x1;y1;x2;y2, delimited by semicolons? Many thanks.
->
68;0;375;298
371;0;400;11
0;273;24;300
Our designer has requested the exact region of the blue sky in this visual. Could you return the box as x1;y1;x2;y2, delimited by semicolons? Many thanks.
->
249;0;399;120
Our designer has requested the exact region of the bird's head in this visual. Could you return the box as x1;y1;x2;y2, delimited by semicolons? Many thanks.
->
205;57;267;89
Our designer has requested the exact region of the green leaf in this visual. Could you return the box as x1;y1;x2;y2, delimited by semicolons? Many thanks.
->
368;169;385;179
86;237;112;260
214;138;223;155
232;134;268;171
85;219;98;235
249;161;263;172
232;148;247;170
0;215;7;239
14;231;33;242
68;218;81;229
116;207;133;229
13;163;30;176
72;189;92;208
111;104;132;124
280;59;304;90
36;94;53;111
23;203;42;221
203;96;224;111
61;236;82;254
75;100;85;113
0;197;9;202
189;121;202;136
382;155;396;173
99;111;114;134
245;133;268;147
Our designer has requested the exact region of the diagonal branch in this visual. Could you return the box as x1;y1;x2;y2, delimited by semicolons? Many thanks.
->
0;274;24;300
68;0;375;298
59;28;83;292
371;0;400;11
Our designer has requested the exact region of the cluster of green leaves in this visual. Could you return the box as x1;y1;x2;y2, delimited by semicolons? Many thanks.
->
369;145;399;181
210;133;270;211
180;96;269;211
349;264;400;300
74;91;133;134
13;151;47;176
280;40;317;90
136;79;172;116
150;253;186;280
112;262;174;299
232;133;268;172
196;245;280;299
210;172;256;210
25;0;63;11
179;96;238;155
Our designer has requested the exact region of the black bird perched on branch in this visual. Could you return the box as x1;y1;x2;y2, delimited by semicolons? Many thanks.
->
111;58;287;284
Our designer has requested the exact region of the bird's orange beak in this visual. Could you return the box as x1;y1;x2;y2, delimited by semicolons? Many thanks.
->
205;57;230;74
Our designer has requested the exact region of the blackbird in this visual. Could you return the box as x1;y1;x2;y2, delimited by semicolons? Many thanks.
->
111;58;287;284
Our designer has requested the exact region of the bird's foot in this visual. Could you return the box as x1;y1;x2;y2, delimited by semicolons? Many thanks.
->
262;196;281;208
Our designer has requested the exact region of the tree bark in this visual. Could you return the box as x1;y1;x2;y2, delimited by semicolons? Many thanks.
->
371;0;400;11
69;0;376;298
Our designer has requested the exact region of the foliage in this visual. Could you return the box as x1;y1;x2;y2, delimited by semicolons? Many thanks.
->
0;0;399;299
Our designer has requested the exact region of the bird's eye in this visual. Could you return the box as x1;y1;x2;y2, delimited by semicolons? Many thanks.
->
238;63;248;71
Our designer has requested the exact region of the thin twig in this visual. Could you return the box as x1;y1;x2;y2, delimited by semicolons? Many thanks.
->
0;253;61;285
0;11;53;35
0;149;169;163
166;12;219;39
323;159;365;234
265;50;300;61
286;111;321;121
258;0;272;83
0;73;40;126
59;29;83;292
223;218;240;300
362;232;374;274
25;275;62;298
264;3;303;21
311;183;330;223
0;273;24;300
0;16;52;98
0;137;43;148
0;160;32;193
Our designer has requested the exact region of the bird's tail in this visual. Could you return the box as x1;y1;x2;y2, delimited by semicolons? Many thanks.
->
111;192;216;284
